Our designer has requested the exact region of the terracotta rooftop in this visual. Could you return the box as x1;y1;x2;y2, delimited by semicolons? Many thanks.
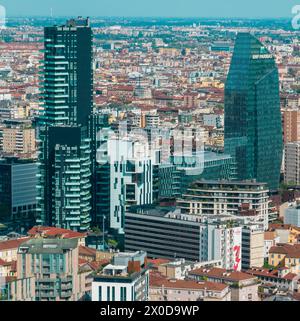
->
79;245;97;257
0;237;30;252
189;267;256;282
269;244;300;258
150;272;228;292
145;258;171;268
246;267;297;281
269;223;291;230
28;226;86;239
88;260;110;271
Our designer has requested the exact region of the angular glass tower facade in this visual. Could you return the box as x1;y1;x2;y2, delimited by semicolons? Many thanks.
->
224;33;282;191
36;18;93;231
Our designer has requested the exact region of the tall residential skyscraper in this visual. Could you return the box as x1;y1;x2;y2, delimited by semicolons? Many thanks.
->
224;33;282;191
36;18;93;232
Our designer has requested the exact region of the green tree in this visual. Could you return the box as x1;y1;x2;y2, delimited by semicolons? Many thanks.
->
108;239;118;249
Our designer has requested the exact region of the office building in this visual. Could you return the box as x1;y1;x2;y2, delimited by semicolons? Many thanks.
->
224;32;282;191
159;152;236;199
0;157;37;233
92;251;149;301
37;17;93;232
125;206;242;270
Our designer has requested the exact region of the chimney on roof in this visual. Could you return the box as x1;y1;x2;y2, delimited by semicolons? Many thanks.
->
128;261;141;274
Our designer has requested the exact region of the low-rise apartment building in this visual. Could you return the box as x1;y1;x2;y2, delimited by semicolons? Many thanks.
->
264;231;280;259
92;251;149;301
246;267;299;292
269;243;300;274
150;272;230;301
188;267;259;301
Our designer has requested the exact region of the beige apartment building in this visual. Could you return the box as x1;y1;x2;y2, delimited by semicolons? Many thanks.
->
188;267;260;301
242;225;265;270
1;120;35;155
17;238;92;301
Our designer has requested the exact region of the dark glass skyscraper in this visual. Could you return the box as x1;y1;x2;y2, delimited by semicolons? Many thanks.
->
37;17;93;231
224;33;282;191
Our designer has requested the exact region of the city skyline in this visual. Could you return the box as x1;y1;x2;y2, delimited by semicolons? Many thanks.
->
1;0;299;19
1;7;300;305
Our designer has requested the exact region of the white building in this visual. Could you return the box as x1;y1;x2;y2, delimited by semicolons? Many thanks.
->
97;135;155;235
207;220;242;271
92;251;149;301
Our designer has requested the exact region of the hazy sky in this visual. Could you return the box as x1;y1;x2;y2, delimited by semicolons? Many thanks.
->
1;0;298;18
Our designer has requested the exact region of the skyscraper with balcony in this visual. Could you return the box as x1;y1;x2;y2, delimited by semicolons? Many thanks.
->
37;17;93;232
224;33;282;191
